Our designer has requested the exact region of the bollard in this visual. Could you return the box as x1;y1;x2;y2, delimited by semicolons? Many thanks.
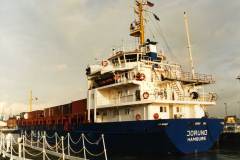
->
2;134;5;158
82;133;86;160
6;134;11;153
55;132;58;153
18;136;22;158
61;136;65;160
10;134;13;160
44;131;46;148
43;135;46;160
37;131;40;148
23;136;26;160
67;133;70;156
30;130;33;147
102;134;108;160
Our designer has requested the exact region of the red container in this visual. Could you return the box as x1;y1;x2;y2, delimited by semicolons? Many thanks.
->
62;103;72;115
7;117;17;128
72;99;87;115
51;105;62;117
49;107;54;117
28;110;44;119
44;108;50;117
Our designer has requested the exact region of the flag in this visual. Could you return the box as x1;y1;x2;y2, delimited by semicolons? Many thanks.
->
147;1;154;7
153;13;160;21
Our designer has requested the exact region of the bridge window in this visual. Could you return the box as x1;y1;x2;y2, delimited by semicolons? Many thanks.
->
124;108;130;115
164;107;167;112
160;106;163;112
160;106;167;112
120;56;124;63
125;54;137;62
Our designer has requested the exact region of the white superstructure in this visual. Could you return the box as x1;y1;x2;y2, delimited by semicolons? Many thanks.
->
85;1;217;123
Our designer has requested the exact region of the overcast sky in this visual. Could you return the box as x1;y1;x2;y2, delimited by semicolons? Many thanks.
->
0;0;239;118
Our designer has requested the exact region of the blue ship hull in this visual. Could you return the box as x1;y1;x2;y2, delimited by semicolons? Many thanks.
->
20;118;223;156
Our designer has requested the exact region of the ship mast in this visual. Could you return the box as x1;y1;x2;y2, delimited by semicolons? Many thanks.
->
29;90;32;112
130;0;145;46
139;0;145;46
184;12;195;77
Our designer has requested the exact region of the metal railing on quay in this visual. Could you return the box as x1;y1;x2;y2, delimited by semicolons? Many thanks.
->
0;130;108;160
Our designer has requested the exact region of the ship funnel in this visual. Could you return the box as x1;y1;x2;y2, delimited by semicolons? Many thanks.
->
144;39;158;61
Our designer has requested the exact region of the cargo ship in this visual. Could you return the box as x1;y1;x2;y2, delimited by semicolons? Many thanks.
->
219;76;240;148
219;116;240;149
10;0;223;157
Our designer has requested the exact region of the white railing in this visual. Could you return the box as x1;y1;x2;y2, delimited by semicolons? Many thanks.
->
110;94;135;104
0;131;108;160
104;92;216;106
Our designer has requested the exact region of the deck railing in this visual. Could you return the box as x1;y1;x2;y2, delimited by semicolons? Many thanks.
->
163;71;215;84
111;68;214;86
106;92;216;106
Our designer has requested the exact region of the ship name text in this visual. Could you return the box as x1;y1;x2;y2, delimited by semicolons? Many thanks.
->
186;130;207;142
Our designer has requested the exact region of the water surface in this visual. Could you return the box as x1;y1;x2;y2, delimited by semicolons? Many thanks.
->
112;149;240;160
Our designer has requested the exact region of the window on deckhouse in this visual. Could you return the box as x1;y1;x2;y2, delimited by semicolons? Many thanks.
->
125;54;137;62
112;58;119;66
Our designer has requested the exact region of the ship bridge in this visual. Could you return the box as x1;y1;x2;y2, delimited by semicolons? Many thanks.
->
86;0;217;123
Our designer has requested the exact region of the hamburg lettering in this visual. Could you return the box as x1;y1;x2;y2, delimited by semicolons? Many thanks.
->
186;130;207;142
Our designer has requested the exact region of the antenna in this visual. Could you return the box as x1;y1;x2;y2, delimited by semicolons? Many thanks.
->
29;90;38;112
184;12;195;77
29;90;32;112
224;102;228;116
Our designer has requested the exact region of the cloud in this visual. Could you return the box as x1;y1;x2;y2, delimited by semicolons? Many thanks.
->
0;0;239;118
55;64;68;71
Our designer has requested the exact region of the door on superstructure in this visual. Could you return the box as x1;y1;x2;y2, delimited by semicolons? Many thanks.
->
169;104;173;119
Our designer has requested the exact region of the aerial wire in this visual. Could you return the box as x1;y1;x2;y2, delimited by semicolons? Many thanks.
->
145;11;181;63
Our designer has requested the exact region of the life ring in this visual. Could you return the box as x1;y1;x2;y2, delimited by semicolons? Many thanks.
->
102;60;108;67
135;114;141;121
143;92;149;99
136;73;145;81
153;113;159;120
136;72;141;80
139;73;145;81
